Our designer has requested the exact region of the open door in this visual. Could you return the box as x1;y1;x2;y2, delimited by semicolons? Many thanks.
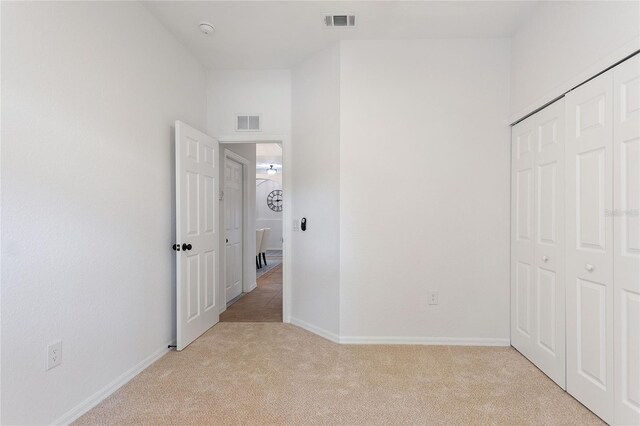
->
175;121;220;351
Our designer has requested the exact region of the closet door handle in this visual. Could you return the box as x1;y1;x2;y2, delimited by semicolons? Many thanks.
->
585;263;595;273
542;255;549;262
182;243;192;251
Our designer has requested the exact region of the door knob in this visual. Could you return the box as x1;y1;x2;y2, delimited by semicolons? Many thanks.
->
182;243;192;251
585;263;595;272
172;244;181;251
542;255;549;262
226;238;229;243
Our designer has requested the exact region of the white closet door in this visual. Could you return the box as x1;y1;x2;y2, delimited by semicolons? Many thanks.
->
511;99;566;389
511;115;536;360
613;55;640;426
532;99;566;387
566;70;615;423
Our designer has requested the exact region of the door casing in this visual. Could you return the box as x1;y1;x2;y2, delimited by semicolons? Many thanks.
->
217;135;291;323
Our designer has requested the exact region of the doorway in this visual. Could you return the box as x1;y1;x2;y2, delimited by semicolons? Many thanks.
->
218;138;288;323
174;125;290;350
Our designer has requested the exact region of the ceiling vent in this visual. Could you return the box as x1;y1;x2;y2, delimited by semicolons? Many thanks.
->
236;114;261;132
323;14;356;28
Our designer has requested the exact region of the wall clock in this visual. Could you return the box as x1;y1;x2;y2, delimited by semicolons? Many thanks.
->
267;189;283;212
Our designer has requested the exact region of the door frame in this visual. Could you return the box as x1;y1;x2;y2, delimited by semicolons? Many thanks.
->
223;149;251;303
217;134;291;323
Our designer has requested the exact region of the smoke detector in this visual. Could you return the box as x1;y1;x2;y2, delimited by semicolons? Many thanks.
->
199;22;215;35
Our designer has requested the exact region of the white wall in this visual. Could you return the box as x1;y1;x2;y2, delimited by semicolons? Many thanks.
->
1;2;206;424
339;39;511;342
207;69;290;256
290;45;341;337
256;178;283;250
207;70;291;137
510;1;640;119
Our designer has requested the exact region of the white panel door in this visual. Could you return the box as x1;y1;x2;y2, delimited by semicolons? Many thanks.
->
175;121;220;351
613;55;640;426
224;157;243;303
511;99;566;389
566;70;614;423
511;115;536;360
532;98;566;388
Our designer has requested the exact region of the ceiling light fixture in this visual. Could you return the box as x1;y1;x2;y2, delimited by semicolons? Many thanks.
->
267;165;277;175
199;22;215;35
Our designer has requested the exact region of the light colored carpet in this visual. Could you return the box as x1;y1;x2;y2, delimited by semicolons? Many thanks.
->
76;323;602;425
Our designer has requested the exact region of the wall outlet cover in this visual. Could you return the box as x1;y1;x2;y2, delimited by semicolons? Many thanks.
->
46;341;62;370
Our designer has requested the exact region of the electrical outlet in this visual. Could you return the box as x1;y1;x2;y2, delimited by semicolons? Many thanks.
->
46;341;62;370
427;291;439;305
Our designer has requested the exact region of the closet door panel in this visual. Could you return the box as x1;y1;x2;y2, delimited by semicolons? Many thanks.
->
614;54;640;426
533;99;566;388
511;98;566;389
566;69;614;424
512;116;536;358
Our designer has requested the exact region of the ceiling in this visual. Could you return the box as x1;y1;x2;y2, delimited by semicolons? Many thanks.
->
143;1;539;69
256;143;282;172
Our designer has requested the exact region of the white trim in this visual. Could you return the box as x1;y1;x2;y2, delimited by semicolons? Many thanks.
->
216;134;286;144
509;37;640;124
281;134;292;323
51;341;173;425
289;317;340;343
289;319;509;347
217;134;292;324
225;150;250;167
338;336;511;346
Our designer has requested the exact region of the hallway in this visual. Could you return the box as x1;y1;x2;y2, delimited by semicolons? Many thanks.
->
220;256;282;322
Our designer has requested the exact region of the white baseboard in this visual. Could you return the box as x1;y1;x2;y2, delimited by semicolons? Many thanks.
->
245;282;257;293
339;335;510;346
289;318;509;347
52;341;173;425
288;317;340;343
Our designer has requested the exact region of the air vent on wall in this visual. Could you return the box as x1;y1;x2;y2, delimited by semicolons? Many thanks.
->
236;114;261;132
323;14;356;28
